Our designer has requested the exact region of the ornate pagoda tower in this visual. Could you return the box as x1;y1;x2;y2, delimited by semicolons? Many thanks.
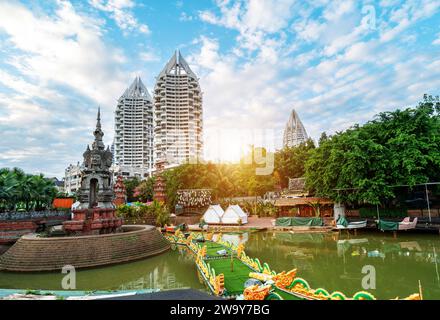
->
63;108;123;235
113;175;127;207
153;160;167;203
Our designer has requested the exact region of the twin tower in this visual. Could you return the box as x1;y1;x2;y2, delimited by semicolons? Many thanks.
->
113;51;203;179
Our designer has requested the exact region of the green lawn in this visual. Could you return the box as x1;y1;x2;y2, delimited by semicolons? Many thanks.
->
207;258;254;295
204;242;233;258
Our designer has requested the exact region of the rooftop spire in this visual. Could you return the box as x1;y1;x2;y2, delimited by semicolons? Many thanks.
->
121;76;152;100
158;50;197;79
92;107;105;150
97;106;101;129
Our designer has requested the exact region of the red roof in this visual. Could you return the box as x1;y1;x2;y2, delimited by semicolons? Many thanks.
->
53;198;75;209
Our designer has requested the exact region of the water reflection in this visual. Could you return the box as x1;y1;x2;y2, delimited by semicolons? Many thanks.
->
242;231;440;299
1;231;440;299
0;249;205;292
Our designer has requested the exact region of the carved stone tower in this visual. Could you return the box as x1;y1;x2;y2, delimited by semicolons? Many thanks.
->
64;108;123;235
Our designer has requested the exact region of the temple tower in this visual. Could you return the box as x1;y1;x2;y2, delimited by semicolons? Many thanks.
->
153;160;167;203
113;175;127;207
63;108;123;235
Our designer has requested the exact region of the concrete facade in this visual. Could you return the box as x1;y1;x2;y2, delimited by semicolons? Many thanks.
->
64;163;82;195
283;109;308;148
114;77;154;179
154;51;203;165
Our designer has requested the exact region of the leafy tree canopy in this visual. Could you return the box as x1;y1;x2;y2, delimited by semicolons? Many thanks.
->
305;95;440;205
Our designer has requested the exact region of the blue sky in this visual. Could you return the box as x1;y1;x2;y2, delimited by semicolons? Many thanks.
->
0;0;439;177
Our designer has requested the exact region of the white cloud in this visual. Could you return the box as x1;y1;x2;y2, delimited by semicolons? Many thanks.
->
89;0;150;34
0;1;130;175
199;0;296;52
0;1;127;106
433;32;440;45
179;12;193;22
139;51;160;62
379;0;440;43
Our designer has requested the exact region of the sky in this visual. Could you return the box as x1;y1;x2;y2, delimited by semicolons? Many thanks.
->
0;0;439;178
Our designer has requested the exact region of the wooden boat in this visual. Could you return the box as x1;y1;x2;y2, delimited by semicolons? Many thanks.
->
336;216;367;230
398;217;418;231
336;220;367;230
377;217;418;232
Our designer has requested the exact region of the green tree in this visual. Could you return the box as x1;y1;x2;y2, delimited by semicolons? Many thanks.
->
124;177;141;202
134;177;155;202
0;168;57;212
275;139;315;188
305;95;440;205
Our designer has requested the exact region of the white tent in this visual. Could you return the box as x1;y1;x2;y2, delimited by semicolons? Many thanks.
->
222;205;248;224
202;205;224;224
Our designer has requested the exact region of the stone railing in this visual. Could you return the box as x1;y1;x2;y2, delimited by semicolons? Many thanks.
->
0;211;71;221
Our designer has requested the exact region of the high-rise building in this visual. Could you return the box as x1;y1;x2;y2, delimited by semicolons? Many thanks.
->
114;76;154;179
154;51;203;166
283;109;308;148
64;162;81;195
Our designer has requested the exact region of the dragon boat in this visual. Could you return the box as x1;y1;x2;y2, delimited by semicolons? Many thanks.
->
164;230;421;301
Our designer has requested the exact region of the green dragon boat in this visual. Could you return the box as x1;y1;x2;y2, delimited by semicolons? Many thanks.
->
164;230;421;301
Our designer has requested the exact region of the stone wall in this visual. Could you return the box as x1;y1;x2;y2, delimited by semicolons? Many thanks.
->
0;221;38;244
0;225;170;272
0;211;71;244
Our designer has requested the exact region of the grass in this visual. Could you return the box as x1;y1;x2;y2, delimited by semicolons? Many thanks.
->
204;242;233;258
207;258;254;295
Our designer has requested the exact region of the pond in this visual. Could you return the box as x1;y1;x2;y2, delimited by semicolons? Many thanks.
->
1;231;440;299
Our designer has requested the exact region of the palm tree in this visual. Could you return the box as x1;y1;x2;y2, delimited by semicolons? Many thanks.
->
0;168;57;212
0;170;17;211
31;174;57;210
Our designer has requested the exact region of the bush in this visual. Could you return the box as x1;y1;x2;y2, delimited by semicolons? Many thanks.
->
116;204;135;218
117;201;170;226
151;201;170;227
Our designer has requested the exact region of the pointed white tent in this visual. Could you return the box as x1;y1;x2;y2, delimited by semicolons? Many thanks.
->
202;205;224;224
222;205;248;225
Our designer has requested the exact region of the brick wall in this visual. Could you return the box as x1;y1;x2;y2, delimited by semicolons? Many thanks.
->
0;225;170;272
0;221;38;244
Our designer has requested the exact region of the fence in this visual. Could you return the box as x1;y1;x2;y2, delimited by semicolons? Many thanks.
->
0;211;71;222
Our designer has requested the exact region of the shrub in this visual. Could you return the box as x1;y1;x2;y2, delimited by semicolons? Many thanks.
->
116;204;134;218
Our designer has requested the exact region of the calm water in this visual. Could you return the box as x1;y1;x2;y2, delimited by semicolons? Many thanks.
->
1;231;440;299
